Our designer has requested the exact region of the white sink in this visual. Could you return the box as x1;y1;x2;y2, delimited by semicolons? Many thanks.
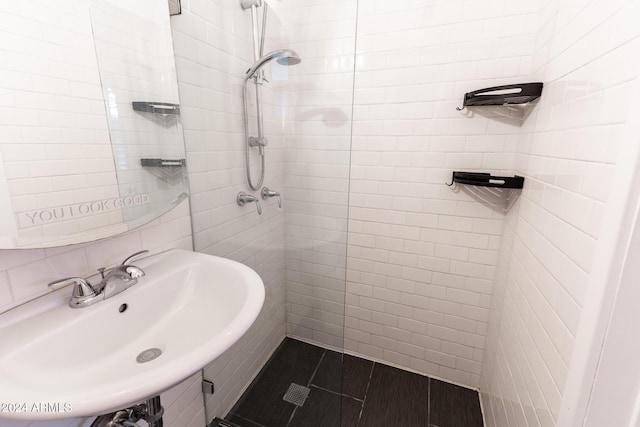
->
0;249;265;420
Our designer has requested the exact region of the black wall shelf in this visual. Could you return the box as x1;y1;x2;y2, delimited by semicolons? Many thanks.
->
141;158;186;167
446;172;524;189
132;102;180;115
456;83;543;111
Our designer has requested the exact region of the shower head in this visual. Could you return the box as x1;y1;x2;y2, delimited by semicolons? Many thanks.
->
276;53;302;66
245;49;301;79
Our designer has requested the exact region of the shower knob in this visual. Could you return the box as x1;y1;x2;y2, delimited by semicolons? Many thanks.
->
237;192;262;215
261;187;282;208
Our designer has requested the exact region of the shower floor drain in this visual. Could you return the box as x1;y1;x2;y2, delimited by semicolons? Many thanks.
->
282;383;310;407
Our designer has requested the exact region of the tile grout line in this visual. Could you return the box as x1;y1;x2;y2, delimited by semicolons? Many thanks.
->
310;384;365;403
285;406;298;427
356;361;376;427
306;350;327;387
428;377;432;426
286;349;327;427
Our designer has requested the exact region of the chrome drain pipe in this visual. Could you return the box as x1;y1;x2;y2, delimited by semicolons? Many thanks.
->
145;396;164;427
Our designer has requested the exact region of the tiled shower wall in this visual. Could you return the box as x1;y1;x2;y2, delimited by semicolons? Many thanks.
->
480;0;640;425
0;2;200;426
280;0;541;389
170;0;290;420
280;0;356;349
344;0;541;389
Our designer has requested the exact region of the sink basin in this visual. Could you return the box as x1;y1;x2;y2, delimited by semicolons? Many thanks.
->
0;249;265;420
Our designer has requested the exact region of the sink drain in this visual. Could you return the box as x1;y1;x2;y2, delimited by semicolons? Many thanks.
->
136;348;162;363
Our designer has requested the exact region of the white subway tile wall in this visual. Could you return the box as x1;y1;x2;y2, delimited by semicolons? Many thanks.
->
0;1;201;426
342;0;540;389
279;0;356;349
480;0;640;426
170;0;289;420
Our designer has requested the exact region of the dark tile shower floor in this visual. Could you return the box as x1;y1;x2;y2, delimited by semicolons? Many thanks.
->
212;338;483;427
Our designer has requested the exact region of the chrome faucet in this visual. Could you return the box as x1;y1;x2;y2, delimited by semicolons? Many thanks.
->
48;250;148;308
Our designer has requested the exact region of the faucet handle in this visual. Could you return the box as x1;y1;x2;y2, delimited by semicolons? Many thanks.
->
237;192;263;215
48;277;96;302
261;187;282;208
122;250;149;266
48;277;92;291
124;265;145;279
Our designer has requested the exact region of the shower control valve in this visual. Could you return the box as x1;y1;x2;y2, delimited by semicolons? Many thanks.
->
237;191;263;215
261;187;282;208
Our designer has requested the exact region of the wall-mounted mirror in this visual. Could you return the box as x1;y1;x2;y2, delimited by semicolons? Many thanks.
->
0;0;188;249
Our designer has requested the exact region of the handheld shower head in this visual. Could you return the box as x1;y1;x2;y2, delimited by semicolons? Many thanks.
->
276;54;301;66
245;49;301;79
